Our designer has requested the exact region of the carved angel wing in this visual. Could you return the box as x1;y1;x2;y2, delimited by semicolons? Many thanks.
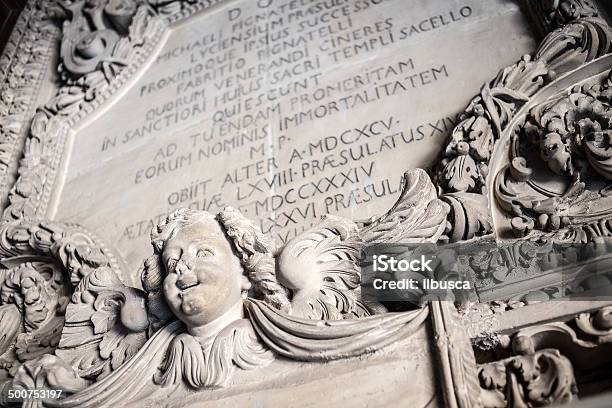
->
276;169;449;320
277;215;370;320
55;266;150;381
361;168;450;244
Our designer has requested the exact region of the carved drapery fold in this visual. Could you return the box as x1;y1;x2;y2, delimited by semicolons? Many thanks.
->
0;168;441;406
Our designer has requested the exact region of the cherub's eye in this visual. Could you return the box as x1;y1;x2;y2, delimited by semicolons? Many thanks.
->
196;249;213;258
167;259;177;271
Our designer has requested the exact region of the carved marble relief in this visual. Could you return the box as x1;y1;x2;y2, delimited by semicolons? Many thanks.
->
0;1;57;211
475;304;612;407
494;66;612;242
434;8;611;242
462;2;612;406
0;168;439;406
0;0;611;407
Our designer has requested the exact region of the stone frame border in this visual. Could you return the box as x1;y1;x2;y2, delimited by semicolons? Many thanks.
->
0;1;611;407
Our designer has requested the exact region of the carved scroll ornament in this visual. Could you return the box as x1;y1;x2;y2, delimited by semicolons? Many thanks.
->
0;0;216;227
0;220;124;386
494;67;612;242
0;1;611;407
434;9;612;242
476;303;612;407
478;349;577;407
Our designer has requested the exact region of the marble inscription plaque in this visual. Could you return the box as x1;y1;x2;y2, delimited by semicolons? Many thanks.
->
53;0;537;280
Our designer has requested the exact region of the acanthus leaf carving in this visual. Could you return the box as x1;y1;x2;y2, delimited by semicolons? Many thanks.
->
362;168;450;243
54;266;148;381
441;192;493;243
471;303;612;408
0;219;127;386
0;1;611;406
277;215;368;320
494;69;612;241
435;10;611;241
0;1;57;211
478;349;577;407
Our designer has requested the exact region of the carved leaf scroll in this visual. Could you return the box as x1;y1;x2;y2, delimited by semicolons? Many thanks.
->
441;192;492;243
478;349;577;407
494;69;612;240
0;1;57;209
435;10;612;241
362;168;449;244
55;267;148;381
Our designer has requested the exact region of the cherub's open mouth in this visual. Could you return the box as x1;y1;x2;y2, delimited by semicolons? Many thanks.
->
177;281;199;291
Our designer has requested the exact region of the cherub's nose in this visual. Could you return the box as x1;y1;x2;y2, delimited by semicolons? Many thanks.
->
175;260;189;275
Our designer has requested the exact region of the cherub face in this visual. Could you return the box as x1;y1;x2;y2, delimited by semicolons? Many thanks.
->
161;218;248;329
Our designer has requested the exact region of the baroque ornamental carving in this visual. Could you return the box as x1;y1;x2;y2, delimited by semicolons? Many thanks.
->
1;0;184;226
434;11;612;242
474;303;612;408
478;349;577;407
0;0;611;407
0;1;57;209
0;221;124;389
494;69;612;241
0;169;443;406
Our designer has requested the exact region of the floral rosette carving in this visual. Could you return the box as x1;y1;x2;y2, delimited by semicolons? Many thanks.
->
495;71;612;240
435;15;612;242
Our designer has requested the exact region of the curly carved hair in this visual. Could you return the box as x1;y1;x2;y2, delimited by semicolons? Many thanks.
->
147;207;289;310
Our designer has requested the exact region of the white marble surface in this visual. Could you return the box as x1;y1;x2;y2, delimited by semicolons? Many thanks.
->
53;0;537;282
